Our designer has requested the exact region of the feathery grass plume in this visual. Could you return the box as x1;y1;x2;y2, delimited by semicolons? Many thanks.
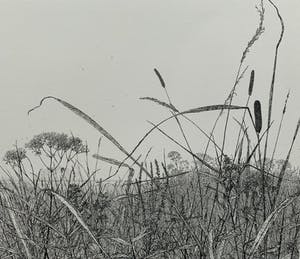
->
223;0;264;118
241;1;265;64
49;190;110;258
223;0;263;103
254;100;262;133
249;197;295;258
202;1;264;173
154;68;166;88
248;70;255;96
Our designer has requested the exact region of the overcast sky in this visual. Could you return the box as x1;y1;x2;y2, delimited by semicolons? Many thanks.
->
0;0;299;169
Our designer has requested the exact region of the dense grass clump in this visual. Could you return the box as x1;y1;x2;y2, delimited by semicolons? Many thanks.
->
1;143;300;258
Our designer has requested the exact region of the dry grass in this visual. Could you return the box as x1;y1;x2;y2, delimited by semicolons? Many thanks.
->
1;1;300;259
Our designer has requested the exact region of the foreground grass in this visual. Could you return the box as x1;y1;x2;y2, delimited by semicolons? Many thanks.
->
1;143;300;258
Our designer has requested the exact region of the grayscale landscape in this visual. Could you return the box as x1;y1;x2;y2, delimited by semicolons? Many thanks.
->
0;0;300;258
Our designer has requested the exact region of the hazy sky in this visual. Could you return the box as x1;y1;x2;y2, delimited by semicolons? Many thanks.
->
0;0;300;168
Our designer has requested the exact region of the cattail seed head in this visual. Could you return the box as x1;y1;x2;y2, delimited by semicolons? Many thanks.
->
254;100;262;134
248;70;255;96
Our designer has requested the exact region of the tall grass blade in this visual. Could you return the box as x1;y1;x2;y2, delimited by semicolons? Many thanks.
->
263;0;285;169
93;154;133;170
140;97;178;112
2;192;32;259
28;96;155;179
28;96;128;155
184;104;247;115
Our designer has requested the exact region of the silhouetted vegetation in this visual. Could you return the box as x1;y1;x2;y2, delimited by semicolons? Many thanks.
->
1;1;300;258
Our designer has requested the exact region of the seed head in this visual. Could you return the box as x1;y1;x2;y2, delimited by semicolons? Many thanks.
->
254;100;262;133
248;70;255;96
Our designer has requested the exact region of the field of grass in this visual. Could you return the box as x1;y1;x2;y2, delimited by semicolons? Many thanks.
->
1;1;300;258
0;134;300;259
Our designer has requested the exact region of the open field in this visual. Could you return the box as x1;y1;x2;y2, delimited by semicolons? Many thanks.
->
1;1;300;258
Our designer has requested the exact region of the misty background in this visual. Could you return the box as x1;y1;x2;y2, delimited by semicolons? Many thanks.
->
0;0;299;171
